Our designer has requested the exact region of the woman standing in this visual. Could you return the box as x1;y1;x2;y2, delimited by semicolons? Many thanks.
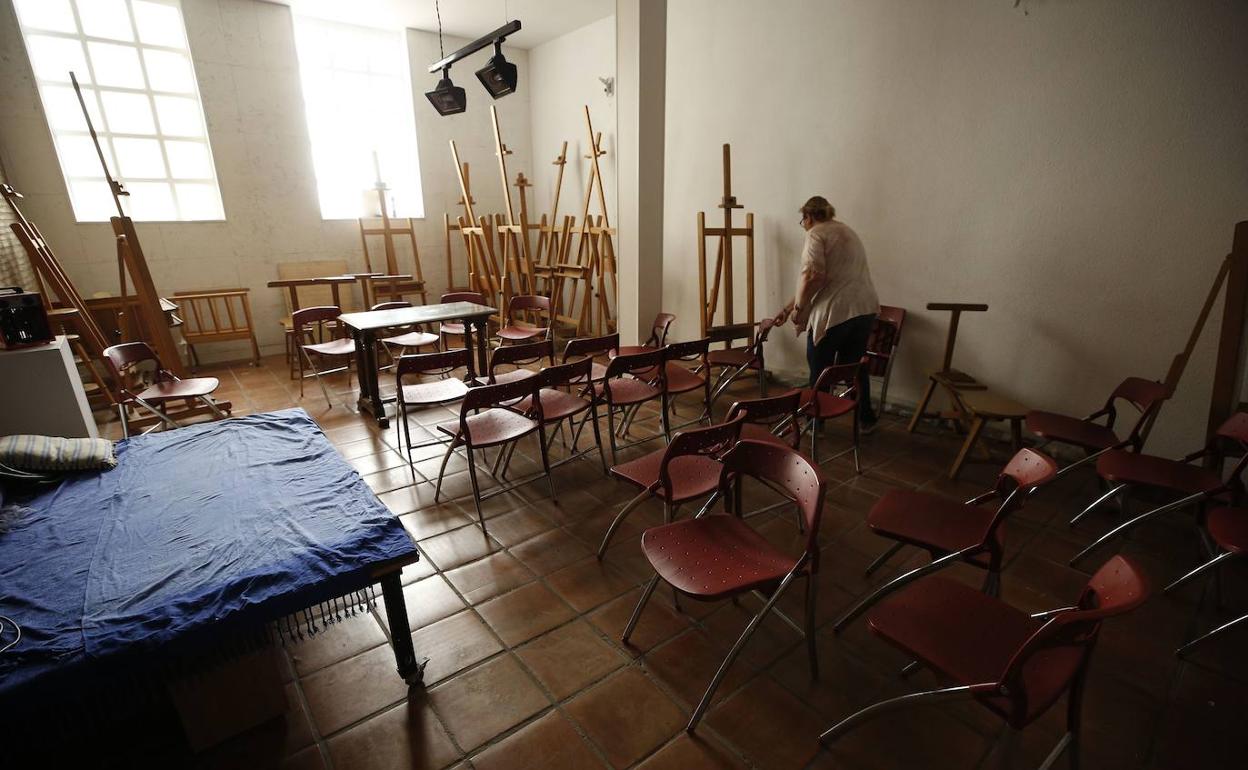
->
773;196;880;430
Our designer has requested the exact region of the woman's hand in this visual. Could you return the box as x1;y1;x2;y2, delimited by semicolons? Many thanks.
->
772;308;790;327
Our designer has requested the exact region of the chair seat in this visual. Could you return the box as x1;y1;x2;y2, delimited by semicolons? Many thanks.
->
383;330;439;349
135;377;219;402
596;377;661;406
473;369;537;387
1095;449;1223;495
1205;507;1248;554
868;575;1075;726
303;338;355;357
568;361;609;385
642;514;797;600
708;348;758;369
441;322;465;336
867;489;999;565
665;362;707;394
497;325;548;341
1025;411;1120;452
610;345;657;359
610;450;722;503
437;408;539;448
798;389;856;418
516;388;591;423
401;377;469;407
740;422;791;448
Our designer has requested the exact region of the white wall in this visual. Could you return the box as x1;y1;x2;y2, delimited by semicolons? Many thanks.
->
0;0;532;360
527;15;616;230
661;0;1248;455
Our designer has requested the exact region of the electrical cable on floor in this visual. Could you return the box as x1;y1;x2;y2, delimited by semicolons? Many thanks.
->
0;616;20;654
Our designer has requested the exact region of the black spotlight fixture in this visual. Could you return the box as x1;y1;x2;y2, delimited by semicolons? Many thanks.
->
475;41;518;99
425;67;466;115
426;19;522;116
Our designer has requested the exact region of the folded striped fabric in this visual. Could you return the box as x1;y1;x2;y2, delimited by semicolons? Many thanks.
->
0;435;117;472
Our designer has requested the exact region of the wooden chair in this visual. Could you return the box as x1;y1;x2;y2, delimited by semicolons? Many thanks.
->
438;291;486;346
372;301;439;368
173;289;261;369
103;341;227;438
293;306;355;408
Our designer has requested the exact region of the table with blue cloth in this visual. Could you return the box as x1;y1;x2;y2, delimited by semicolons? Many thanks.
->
0;408;424;715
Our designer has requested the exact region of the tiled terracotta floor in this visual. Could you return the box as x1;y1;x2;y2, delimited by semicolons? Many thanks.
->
88;355;1246;769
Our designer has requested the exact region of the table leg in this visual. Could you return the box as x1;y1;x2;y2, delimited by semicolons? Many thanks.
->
461;317;477;382
379;572;425;686
354;328;389;428
473;317;489;376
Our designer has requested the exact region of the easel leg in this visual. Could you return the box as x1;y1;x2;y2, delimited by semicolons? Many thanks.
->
949;416;985;480
907;378;938;433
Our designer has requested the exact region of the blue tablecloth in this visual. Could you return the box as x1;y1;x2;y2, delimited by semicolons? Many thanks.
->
0;409;416;705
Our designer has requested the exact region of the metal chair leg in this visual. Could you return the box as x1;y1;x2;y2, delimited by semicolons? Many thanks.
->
833;549;972;634
589;401;608;475
598;489;650;559
537;428;557;502
1177;612;1248;657
805;573;819;680
1070;491;1207;565
464;444;487;535
865;542;905;576
622;574;661;643
1165;551;1232;593
687;568;803;732
432;439;457;501
1069;483;1126;527
818;684;978;745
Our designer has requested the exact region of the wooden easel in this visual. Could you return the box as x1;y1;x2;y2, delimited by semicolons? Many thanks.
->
443;161;475;293
906;302;991;432
697;143;755;340
551;106;616;336
358;182;427;304
489;105;537;302
449;141;503;320
531;143;569;299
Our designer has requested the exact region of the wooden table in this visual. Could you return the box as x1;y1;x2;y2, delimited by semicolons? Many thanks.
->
351;273;412;309
266;275;358;313
340;301;496;428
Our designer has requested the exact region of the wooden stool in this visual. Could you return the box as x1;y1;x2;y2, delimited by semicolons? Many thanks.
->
948;388;1029;480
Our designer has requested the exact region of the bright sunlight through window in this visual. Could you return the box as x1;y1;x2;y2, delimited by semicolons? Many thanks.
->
293;17;425;221
12;0;224;222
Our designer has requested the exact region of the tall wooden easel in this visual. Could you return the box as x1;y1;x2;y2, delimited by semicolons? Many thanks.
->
489;105;537;301
531;143;569;298
443;161;476;293
358;181;427;304
449;141;503;318
551;106;616;335
697;144;755;339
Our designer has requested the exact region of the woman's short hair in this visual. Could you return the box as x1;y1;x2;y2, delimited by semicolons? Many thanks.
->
800;196;835;222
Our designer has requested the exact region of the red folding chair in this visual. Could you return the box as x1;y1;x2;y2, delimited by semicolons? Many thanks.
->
496;294;552;345
596;414;745;559
622;439;827;731
611;311;676;358
866;305;905;416
292;306;356;408
395;348;471;474
704;319;774;407
660;337;712;431
474;339;553;386
1025;376;1169;479
374;301;439;365
1069;412;1248;565
562;332;619;385
1167;505;1248;657
438;291;485;344
820;555;1150;770
797;358;866;469
503;357;607;478
103;342;227;438
589;347;670;465
432;375;554;533
832;448;1059;634
727;391;804;450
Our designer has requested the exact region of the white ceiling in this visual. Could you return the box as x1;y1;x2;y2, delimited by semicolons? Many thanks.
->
276;0;614;50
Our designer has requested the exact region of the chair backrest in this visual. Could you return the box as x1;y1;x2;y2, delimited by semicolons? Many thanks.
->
538;357;592;391
865;306;905;377
1104;377;1170;449
442;291;485;304
603;347;667;399
277;259;353;312
1213;412;1248;495
508;294;551;315
487;339;554;381
371;301;411;311
461;375;540;417
563;332;619;363
665;338;709;365
396;348;470;382
996;555;1150;728
644;312;677;347
812;358;864;397
719;439;827;564
727;391;803;449
103;341;159;378
976;449;1059;559
657;414;745;495
292;305;342;333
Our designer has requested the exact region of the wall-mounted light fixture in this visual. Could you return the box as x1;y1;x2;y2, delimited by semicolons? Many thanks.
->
425;18;522;115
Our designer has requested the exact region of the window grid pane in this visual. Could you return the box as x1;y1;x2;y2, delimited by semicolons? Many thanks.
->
14;0;224;222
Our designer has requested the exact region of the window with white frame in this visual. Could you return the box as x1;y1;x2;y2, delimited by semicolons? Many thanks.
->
293;17;425;220
12;0;224;222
